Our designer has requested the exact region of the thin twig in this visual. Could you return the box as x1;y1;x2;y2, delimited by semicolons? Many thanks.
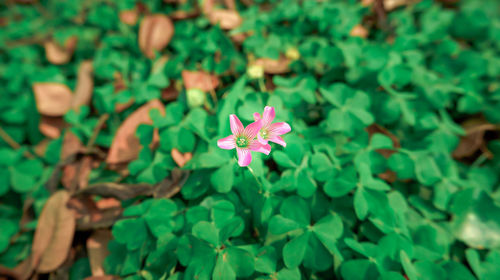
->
86;113;109;148
0;127;35;158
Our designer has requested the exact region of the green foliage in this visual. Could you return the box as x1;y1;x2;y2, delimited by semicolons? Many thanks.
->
1;0;500;279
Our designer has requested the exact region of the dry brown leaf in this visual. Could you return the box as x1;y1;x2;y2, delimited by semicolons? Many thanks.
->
350;24;369;38
119;9;139;25
44;36;77;65
34;139;51;157
32;190;76;273
33;83;73;117
253;57;291;74
71;61;94;110
75;182;155;200
68;197;122;230
208;9;242;30
62;156;93;191
87;230;112;277
182;70;219;92
107;99;165;164
202;0;216;14
138;14;174;58
384;0;420;11
61;131;84;160
453;119;497;159
39;116;66;138
161;84;179;101
153;169;190;198
223;0;236;10
171;148;193;168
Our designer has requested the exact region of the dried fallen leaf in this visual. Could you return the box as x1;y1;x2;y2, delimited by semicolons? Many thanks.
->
44;36;77;65
39;116;66;138
75;182;155;200
253;56;291;74
139;14;174;58
208;9;242;30
32;191;76;273
161;84;179;101
61;131;84;160
171;148;193;168
87;230;112;277
68;197;122;231
154;169;190;198
182;70;219;92
33;83;73;117
71;61;94;110
223;0;236;10
350;24;369;38
62;156;93;191
119;9;139;25
107;99;165;164
453;119;497;159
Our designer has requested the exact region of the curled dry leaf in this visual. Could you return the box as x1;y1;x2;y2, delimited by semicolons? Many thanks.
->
33;83;73;117
350;24;369;38
119;9;139;25
253;56;291;74
139;14;174;58
71;61;94;111
208;9;242;30
44;36;77;65
182;70;219;92
68;197;122;231
75;182;155;200
453;119;497;159
87;230;112;277
171;148;193;168
107;99;165;164
32;190;76;273
39;116;66;138
154;169;190;198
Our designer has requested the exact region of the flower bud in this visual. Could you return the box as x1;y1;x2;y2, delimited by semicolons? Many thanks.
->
186;88;206;108
247;64;264;79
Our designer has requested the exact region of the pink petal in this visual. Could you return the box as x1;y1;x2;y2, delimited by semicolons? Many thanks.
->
249;141;271;155
262;106;275;126
230;114;244;135
257;133;268;145
253;112;261;121
244;119;263;139
236;147;252;166
217;135;236;150
269;135;286;147
269;122;291;135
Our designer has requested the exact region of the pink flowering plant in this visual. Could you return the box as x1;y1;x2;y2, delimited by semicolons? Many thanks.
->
217;106;291;166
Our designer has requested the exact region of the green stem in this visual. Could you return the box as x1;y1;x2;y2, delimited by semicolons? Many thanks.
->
246;166;263;191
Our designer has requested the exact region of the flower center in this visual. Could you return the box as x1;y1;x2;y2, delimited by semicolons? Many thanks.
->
236;136;249;148
260;129;269;139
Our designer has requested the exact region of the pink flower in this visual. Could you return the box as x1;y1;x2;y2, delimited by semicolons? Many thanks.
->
217;115;271;167
253;106;291;147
